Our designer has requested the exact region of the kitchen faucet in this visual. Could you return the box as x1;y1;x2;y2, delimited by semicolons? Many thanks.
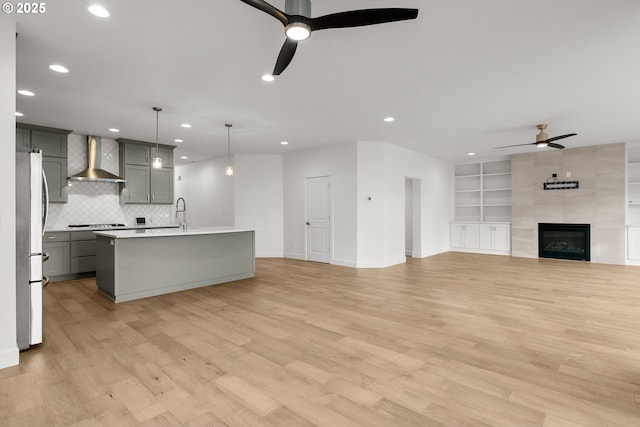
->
175;197;186;230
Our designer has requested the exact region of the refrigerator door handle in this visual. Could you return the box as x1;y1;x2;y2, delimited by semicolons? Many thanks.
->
42;168;49;235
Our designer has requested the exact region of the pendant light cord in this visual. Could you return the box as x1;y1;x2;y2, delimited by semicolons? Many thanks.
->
226;123;232;163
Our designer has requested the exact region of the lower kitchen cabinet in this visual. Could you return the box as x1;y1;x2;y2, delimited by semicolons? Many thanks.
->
450;222;511;255
71;231;97;274
43;232;71;277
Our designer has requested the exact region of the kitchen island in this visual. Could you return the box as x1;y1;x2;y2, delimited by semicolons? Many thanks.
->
95;226;255;302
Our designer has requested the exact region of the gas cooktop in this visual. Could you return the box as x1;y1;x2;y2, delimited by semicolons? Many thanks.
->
68;223;126;228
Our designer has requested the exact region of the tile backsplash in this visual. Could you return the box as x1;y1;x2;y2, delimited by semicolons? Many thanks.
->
46;134;173;229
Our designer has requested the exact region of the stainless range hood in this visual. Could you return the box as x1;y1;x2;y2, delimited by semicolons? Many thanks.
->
68;135;126;183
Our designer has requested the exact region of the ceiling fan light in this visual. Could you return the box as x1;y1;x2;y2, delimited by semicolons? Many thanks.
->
536;142;548;148
286;22;311;41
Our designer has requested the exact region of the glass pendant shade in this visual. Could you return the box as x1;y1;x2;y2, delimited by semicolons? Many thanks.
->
225;165;234;176
152;155;162;168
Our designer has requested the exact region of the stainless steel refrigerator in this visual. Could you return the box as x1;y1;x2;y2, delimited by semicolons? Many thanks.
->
16;146;48;350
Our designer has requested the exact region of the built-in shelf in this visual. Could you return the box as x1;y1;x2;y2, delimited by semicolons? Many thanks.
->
454;160;511;222
628;144;640;226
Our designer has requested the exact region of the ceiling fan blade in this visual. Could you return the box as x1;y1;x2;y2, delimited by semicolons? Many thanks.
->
493;142;536;149
544;133;577;144
309;8;418;31
273;38;298;76
547;142;565;149
239;0;288;26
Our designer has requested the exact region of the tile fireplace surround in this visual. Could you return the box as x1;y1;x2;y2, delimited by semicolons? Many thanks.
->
511;143;625;265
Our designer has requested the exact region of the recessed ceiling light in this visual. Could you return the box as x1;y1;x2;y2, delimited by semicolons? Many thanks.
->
88;4;110;18
108;128;119;133
181;124;191;128
18;89;35;96
467;152;475;156
261;74;275;82
280;141;289;145
15;112;24;117
180;156;188;160
48;64;69;73
383;117;395;122
174;139;183;143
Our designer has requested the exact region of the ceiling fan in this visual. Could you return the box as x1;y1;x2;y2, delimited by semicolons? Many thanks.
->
239;0;419;76
494;124;577;150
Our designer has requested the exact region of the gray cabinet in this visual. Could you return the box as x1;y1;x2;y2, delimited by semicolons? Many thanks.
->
118;138;175;205
70;231;97;274
123;164;150;203
43;157;68;203
43;232;71;277
151;168;173;203
17;124;71;203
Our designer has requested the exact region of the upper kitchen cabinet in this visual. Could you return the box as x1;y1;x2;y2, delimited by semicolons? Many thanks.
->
17;123;72;203
117;138;175;205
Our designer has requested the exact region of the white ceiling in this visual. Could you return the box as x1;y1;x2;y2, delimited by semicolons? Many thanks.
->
10;0;640;165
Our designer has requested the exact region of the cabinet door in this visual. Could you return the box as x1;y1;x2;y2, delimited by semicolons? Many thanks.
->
463;223;479;248
43;157;68;203
628;227;640;260
150;168;173;204
152;146;173;167
124;143;149;166
450;224;466;248
493;224;511;251
43;242;70;276
16;127;31;148
31;130;67;158
123;164;150;203
478;224;494;250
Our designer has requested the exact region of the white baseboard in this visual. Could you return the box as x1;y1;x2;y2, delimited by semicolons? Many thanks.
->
331;258;356;268
256;252;284;258
357;257;406;268
283;252;305;261
0;346;19;369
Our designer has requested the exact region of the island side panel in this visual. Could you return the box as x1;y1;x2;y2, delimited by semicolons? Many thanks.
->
96;235;116;300
110;231;255;302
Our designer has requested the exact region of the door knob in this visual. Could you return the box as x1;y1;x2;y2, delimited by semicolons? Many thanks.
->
306;222;310;225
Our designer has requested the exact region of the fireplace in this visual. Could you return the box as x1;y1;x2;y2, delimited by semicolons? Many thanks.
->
538;223;590;261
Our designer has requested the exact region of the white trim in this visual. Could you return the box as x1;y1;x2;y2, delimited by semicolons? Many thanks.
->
283;251;305;260
0;347;19;369
256;252;284;258
331;258;356;268
357;257;406;269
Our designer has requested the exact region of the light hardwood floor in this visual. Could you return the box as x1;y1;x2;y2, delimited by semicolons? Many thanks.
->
2;253;640;426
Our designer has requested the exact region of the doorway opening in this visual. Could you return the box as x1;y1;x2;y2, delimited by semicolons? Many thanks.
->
405;177;421;258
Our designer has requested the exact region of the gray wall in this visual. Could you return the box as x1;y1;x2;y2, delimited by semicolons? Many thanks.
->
511;143;626;264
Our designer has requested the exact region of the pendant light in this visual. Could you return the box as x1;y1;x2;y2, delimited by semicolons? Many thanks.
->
151;107;163;169
225;123;234;176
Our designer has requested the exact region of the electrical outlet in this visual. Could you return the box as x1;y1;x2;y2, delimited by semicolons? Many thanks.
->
566;171;571;178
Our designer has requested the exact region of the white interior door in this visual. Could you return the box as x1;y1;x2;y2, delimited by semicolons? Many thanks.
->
305;176;331;263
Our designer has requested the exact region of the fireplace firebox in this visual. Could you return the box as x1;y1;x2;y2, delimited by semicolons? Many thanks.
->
538;223;590;261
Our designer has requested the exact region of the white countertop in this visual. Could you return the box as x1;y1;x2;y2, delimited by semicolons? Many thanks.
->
46;224;180;232
94;225;255;239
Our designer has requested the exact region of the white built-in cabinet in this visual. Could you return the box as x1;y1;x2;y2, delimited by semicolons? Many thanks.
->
628;227;640;264
452;160;511;256
451;222;511;255
627;145;640;264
